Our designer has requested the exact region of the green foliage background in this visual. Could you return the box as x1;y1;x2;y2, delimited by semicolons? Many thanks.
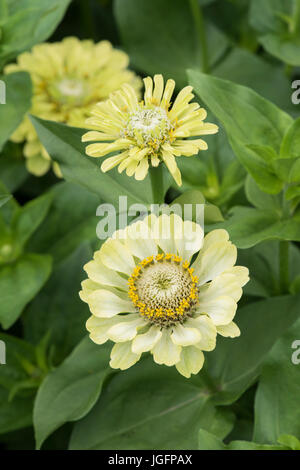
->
0;0;300;450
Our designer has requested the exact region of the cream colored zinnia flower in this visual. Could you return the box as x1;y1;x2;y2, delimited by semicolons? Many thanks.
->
80;214;249;378
82;74;219;186
5;37;141;177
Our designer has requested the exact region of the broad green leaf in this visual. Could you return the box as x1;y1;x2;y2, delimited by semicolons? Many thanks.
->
188;70;293;194
12;193;52;248
217;206;300;248
28;182;100;264
0;253;52;329
114;0;228;88
245;176;282;213
277;435;300;450
23;244;92;361
280;118;300;159
250;0;300;66
0;194;11;208
70;357;215;450
214;47;293;112
0;147;28;192
0;72;32;151
198;429;285;450
0;387;33;434
30;116;153;207
254;318;300;443
0;0;71;65
34;338;111;450
204;294;300;405
172;189;224;224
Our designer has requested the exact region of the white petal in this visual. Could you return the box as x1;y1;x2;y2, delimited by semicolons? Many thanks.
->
125;220;158;260
110;342;141;370
84;257;128;290
196;296;237;326
198;273;243;303
152;214;177;254
171;323;201;346
87;289;135;318
217;322;241;338
107;315;145;342
174;217;204;260
99;238;135;275
225;266;250;287
151;329;181;366
131;326;162;354
79;279;99;303
202;229;229;250
193;241;237;285
176;347;204;378
86;315;126;345
187;316;217;351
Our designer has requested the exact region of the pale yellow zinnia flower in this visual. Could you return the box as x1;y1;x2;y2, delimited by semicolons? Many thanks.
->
82;74;219;186
80;214;249;378
5;37;141;177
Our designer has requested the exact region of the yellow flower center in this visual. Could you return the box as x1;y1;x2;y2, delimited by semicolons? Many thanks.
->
128;254;199;327
123;105;174;153
48;78;89;106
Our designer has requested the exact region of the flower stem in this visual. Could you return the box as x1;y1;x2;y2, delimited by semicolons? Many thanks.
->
149;164;164;204
279;241;290;294
189;0;210;74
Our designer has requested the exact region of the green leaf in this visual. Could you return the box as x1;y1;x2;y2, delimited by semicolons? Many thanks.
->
0;387;33;434
0;0;71;65
24;244;92;361
0;72;32;151
277;435;300;450
254;318;300;443
12;193;52;248
28;182;100;264
30;116;153;207
198;429;285;450
114;0;228;88
280;118;300;159
204;294;300;405
0;253;52;329
245;176;282;212
33;337;111;450
217;206;300;248
250;0;300;66
69;357;214;450
188;70;293;194
172;189;224;225
0;194;11;208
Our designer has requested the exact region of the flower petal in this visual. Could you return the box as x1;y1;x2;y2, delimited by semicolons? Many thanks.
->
193;240;237;285
99;238;135;275
187;316;217;351
198;273;243;303
86;315;127;344
171;323;202;346
87;289;135;317
110;342;141;370
131;325;162;354
125;221;158;260
84;256;128;290
107;315;145;342
176;347;204;378
196;296;237;326
217;322;241;338
151;329;181;366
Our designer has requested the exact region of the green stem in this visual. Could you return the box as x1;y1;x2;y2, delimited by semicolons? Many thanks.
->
293;0;300;34
279;241;290;294
149;165;164;204
189;0;210;74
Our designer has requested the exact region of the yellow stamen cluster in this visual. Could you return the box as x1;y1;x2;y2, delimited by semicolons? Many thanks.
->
128;254;199;326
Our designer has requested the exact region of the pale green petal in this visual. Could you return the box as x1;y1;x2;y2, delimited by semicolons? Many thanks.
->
193;241;237;285
217;322;241;338
224;266;250;287
196;296;237;326
86;315;126;345
84;256;128;290
187;316;217;351
99;238;135;275
125;221;158;260
171;323;201;346
131;325;162;354
175;347;204;378
110;342;141;370
107;315;145;342
87;289;135;317
198;273;243;303
151;329;181;366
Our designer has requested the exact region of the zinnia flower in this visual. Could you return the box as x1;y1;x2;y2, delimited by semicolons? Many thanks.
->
82;74;219;186
5;37;141;177
80;214;249;378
